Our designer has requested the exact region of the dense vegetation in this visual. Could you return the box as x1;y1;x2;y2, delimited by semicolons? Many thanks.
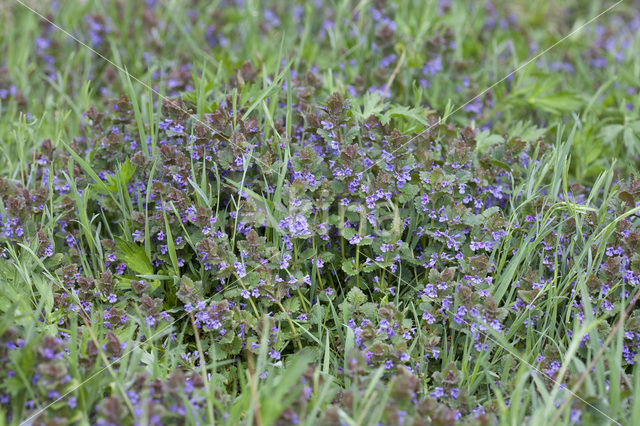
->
1;0;640;424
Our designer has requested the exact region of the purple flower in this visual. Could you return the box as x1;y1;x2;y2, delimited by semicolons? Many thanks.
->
422;311;436;324
473;404;486;418
234;262;247;278
430;387;444;398
320;120;334;130
280;214;312;238
269;350;281;360
145;316;156;328
423;56;443;75
132;230;144;242
349;234;363;245
570;409;581;423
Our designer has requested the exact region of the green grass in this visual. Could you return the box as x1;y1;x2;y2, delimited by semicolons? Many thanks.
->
1;0;640;425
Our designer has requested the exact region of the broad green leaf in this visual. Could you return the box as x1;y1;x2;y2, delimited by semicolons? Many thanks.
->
623;127;640;155
528;92;583;114
476;130;505;153
342;259;358;276
599;124;624;142
380;104;429;126
32;275;53;317
346;287;366;306
106;159;137;191
115;237;153;275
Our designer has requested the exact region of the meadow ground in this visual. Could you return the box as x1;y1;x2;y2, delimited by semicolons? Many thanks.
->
1;0;640;424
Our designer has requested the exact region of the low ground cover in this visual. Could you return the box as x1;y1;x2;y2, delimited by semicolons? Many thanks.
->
1;1;640;424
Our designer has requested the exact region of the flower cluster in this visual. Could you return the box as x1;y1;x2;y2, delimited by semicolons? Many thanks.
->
2;1;640;425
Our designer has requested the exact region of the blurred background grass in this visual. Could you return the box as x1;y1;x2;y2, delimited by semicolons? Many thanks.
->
1;0;638;182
